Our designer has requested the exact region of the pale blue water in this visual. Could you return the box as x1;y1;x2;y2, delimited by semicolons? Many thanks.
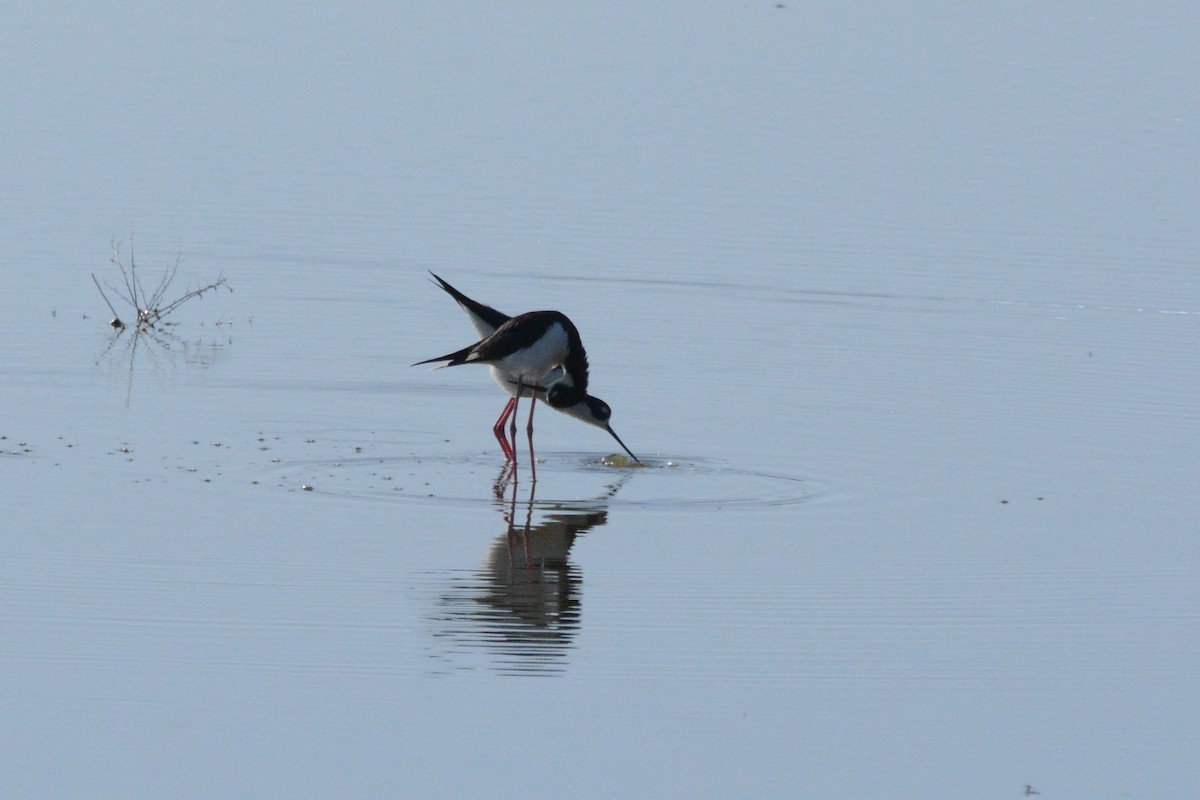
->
2;4;1198;798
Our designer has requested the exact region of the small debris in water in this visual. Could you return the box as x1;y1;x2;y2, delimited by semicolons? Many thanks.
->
600;454;641;468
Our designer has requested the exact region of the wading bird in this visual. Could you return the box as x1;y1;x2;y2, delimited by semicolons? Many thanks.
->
413;273;638;472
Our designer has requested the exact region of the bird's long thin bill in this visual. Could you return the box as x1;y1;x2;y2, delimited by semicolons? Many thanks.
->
605;426;639;463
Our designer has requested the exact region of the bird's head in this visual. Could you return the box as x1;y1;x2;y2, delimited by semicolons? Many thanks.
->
558;394;638;463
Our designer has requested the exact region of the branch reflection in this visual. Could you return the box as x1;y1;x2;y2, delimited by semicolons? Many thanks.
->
96;324;231;407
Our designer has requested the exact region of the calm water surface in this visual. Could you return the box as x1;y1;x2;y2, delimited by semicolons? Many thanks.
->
2;4;1198;799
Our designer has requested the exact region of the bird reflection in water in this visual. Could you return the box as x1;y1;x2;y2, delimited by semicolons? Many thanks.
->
429;465;626;675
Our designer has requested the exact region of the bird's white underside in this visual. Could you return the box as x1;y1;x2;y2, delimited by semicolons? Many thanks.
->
479;321;571;397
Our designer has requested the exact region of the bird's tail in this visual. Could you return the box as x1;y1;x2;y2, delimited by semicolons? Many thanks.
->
411;342;478;368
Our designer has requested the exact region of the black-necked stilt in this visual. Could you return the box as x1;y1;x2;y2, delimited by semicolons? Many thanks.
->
413;273;638;468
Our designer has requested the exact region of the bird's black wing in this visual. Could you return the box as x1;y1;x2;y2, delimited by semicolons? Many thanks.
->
429;272;510;336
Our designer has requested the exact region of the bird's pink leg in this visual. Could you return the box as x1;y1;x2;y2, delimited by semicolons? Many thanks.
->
526;390;538;483
492;396;517;461
509;389;522;473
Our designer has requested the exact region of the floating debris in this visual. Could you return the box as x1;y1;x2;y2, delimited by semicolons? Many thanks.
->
600;453;641;468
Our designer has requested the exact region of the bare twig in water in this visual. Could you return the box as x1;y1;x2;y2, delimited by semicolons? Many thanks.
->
91;273;125;328
92;231;232;332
